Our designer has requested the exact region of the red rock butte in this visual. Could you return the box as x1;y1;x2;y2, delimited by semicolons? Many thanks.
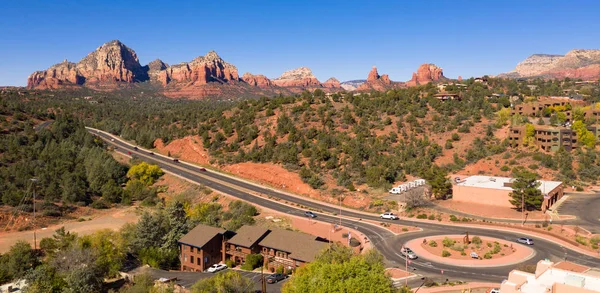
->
406;63;446;86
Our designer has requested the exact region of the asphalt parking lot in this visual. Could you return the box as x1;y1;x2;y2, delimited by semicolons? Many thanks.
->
142;267;287;292
557;193;600;234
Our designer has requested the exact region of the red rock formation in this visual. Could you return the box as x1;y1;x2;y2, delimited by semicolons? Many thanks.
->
160;51;239;86
322;77;341;88
242;72;272;88
272;67;322;88
28;40;145;89
27;60;83;89
357;66;400;91
406;64;445;86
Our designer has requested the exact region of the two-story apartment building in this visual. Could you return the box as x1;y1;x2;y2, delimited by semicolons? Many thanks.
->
178;224;227;272
509;124;600;152
178;225;330;273
224;225;270;266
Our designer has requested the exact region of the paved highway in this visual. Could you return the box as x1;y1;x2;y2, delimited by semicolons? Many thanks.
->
87;127;600;283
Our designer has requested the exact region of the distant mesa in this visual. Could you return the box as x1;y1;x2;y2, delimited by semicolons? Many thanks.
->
406;63;446;86
322;77;341;88
241;72;272;88
501;49;600;80
272;67;322;88
27;40;346;99
28;40;145;89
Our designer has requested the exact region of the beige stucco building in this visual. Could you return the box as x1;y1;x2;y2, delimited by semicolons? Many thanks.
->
501;260;600;292
452;176;563;212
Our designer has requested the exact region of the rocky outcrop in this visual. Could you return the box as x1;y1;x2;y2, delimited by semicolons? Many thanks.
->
241;72;272;88
406;64;445;86
502;49;600;80
27;60;83;89
357;67;401;91
322;77;341;88
28;40;146;89
159;51;239;86
272;67;322;87
340;80;365;91
146;59;168;84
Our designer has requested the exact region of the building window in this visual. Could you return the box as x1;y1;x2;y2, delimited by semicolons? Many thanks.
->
190;256;194;264
197;257;201;265
184;254;187;262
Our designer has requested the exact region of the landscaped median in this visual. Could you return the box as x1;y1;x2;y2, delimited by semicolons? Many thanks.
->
406;235;536;267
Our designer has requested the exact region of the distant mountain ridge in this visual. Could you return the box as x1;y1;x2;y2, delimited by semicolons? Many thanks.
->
501;49;600;80
27;40;449;99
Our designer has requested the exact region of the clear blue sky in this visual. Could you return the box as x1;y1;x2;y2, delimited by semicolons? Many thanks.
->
2;0;600;86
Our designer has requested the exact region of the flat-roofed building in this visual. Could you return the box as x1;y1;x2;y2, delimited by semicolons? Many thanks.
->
452;175;563;212
501;260;600;293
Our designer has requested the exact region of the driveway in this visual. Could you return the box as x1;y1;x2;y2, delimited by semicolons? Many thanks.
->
141;267;287;292
558;193;600;234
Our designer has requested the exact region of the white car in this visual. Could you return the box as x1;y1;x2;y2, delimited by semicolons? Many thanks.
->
207;263;227;273
400;247;418;259
516;238;534;245
380;212;398;220
470;252;479;259
490;289;500;293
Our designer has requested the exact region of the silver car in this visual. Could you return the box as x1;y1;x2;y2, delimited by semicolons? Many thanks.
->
516;237;534;245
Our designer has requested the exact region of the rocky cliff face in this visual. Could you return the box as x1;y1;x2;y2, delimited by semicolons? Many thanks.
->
241;72;272;88
27;60;83;89
159;51;239;86
28;40;146;89
272;67;322;87
503;49;600;80
357;67;400;91
322;77;341;88
27;40;346;98
406;64;445;86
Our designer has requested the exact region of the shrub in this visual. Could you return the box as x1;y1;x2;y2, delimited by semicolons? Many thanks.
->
451;243;464;252
576;236;588;246
492;242;502;254
402;228;408;232
349;238;361;247
442;237;456;247
90;199;109;209
528;164;538;170
416;213;428;219
428;214;435;220
449;215;458;222
461;251;467;256
442;250;451;257
276;265;284;274
241;254;263;271
484;252;492;259
342;233;348;238
576;186;584;191
428;240;438;247
471;236;482;245
225;259;235;268
500;165;510;172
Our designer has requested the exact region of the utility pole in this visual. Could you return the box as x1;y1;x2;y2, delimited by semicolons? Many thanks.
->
261;256;267;293
30;178;38;250
339;195;342;227
521;192;525;227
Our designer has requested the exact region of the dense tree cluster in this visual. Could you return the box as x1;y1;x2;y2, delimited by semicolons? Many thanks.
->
0;114;128;209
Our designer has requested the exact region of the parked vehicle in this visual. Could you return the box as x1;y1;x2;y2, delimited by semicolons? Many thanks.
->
380;212;398;220
400;247;418;259
207;263;227;273
516;238;534;245
470;252;479;259
266;273;287;284
389;187;401;194
304;211;317;218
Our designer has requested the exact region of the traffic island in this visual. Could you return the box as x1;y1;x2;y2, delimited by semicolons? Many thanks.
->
405;235;535;267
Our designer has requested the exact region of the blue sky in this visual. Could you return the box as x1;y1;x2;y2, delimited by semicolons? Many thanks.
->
1;0;600;86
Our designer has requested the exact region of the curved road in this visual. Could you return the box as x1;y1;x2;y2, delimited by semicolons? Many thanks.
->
88;127;600;283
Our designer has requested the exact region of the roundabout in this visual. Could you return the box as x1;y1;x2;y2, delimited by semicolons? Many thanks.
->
405;235;536;268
